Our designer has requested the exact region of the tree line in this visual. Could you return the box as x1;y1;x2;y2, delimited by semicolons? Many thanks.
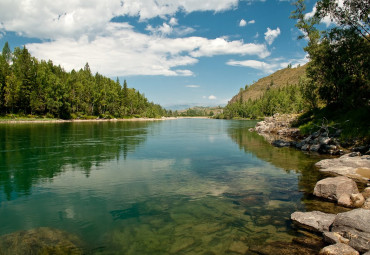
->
0;43;169;119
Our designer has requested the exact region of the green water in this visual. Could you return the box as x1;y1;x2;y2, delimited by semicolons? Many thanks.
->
0;119;328;254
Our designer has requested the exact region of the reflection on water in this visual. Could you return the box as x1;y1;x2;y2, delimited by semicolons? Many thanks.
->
0;119;332;254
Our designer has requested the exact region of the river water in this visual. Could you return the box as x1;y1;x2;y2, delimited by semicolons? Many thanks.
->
0;119;331;254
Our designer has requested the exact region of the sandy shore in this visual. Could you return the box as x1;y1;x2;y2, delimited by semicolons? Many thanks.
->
0;116;210;124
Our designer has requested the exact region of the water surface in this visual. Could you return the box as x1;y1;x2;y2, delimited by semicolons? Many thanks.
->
0;119;328;254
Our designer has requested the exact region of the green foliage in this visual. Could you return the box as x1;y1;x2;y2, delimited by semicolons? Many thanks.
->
221;85;305;119
0;43;169;119
291;0;370;108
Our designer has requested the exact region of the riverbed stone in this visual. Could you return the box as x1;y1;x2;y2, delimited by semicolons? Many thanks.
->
362;187;370;199
0;227;83;255
315;154;370;182
313;176;359;201
363;198;370;209
350;193;365;208
291;211;336;233
331;208;370;253
319;243;359;255
338;194;353;207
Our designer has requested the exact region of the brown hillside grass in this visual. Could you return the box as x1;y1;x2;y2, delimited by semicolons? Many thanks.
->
229;65;307;103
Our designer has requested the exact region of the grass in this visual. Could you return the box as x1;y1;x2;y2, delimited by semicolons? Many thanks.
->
293;105;370;147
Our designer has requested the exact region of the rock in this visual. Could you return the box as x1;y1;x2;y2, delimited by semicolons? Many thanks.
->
249;241;320;255
323;231;350;245
362;188;370;199
331;208;370;253
301;144;310;151
319;243;359;255
315;154;370;183
313;176;359;201
228;241;249;254
310;144;321;152
350;193;365;208
338;194;353;208
319;136;332;145
272;139;291;147
362;198;370;209
0;227;83;255
291;211;336;233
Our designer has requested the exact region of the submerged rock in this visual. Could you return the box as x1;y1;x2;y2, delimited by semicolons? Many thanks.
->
313;176;359;202
0;227;83;255
291;211;336;233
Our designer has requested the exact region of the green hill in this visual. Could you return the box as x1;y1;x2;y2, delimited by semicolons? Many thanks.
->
229;64;306;104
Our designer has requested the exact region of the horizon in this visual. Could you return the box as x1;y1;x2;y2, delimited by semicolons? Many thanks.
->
0;0;320;108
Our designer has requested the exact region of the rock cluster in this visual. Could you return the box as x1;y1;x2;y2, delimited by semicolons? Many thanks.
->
291;209;370;254
294;129;342;155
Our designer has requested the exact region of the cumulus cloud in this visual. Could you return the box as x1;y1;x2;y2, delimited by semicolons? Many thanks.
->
0;0;270;77
0;0;240;40
26;23;269;77
239;19;247;27
239;19;255;27
264;27;281;45
208;95;217;100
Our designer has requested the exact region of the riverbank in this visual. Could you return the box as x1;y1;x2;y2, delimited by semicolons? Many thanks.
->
251;114;370;254
0;116;212;124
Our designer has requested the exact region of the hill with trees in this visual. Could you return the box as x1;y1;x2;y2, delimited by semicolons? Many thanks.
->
220;0;369;143
0;44;169;120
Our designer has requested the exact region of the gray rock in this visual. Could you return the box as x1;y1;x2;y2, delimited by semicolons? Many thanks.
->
319;243;359;255
338;194;353;208
319;136;332;145
323;231;350;245
310;144;321;152
291;211;336;233
313;176;359;201
272;139;291;148
331;208;370;253
315;154;370;183
301;144;310;151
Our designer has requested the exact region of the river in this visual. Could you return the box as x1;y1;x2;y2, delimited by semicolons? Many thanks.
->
0;119;333;254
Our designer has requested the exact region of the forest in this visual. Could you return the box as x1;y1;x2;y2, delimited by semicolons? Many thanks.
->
0;44;169;119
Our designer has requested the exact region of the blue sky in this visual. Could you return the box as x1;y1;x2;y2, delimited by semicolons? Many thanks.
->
0;0;317;109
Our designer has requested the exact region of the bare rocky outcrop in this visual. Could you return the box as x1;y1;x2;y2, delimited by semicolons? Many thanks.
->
315;153;370;183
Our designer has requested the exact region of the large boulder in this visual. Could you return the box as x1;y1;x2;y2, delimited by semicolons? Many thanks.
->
331;208;370;253
291;211;336;233
313;176;359;202
315;154;370;183
319;243;359;255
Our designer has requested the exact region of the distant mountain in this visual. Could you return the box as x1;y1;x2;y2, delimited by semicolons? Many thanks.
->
229;64;307;104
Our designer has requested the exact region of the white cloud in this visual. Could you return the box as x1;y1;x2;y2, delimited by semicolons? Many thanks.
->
239;19;254;27
169;17;178;26
26;23;269;77
227;55;308;74
208;95;217;100
305;3;335;27
264;27;281;45
186;85;200;88
0;0;240;40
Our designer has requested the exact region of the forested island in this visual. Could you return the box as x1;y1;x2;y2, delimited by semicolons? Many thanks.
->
0;44;170;120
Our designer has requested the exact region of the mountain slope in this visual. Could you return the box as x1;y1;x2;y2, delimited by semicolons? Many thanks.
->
229;64;307;104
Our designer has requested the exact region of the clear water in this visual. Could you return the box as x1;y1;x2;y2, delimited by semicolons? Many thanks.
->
0;119;327;254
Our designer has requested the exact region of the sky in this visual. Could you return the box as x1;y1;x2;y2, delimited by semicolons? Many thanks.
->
0;0;318;109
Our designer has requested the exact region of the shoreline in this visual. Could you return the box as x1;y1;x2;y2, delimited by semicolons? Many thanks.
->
0;116;211;124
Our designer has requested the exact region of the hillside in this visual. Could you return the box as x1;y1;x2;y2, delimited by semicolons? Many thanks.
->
229;64;307;104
